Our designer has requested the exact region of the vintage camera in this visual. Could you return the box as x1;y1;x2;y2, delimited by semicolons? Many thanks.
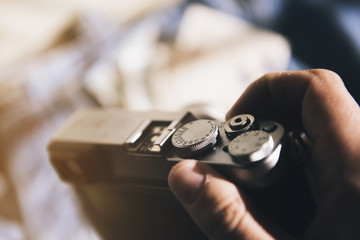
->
48;108;315;239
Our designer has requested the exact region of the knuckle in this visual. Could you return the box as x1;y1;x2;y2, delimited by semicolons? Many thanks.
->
202;194;246;240
261;72;280;82
307;69;343;86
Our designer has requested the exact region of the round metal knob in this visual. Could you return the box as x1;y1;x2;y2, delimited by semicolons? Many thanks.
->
224;114;255;139
228;130;274;165
171;120;219;157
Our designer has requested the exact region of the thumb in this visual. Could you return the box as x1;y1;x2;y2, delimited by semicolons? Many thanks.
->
168;160;274;240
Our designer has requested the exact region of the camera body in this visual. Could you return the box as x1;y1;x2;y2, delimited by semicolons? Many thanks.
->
48;108;314;239
48;108;293;187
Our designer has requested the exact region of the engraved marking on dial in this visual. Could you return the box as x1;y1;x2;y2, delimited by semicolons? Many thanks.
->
229;130;274;164
172;120;218;157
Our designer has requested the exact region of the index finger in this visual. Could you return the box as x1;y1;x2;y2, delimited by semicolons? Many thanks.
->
226;69;360;143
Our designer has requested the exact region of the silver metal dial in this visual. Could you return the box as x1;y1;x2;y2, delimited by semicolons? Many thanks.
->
228;130;274;165
171;120;219;157
224;114;255;138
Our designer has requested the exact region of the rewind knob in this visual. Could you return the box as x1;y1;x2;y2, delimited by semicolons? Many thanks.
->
171;120;219;157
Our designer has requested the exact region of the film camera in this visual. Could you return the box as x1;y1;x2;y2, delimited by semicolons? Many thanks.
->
48;108;316;239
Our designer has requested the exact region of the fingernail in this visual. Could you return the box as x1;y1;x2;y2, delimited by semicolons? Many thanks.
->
168;160;205;205
226;109;234;120
225;111;231;120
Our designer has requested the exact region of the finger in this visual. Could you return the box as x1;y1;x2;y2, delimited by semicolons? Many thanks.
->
226;69;360;193
226;69;360;141
226;70;309;129
168;160;281;240
226;69;360;169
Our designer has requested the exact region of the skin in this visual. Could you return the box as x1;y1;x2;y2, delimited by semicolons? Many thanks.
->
168;69;360;239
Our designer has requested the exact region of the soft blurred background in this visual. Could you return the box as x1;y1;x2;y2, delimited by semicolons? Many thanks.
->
0;0;359;239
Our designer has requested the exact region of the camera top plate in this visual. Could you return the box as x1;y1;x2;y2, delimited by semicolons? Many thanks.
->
48;108;296;188
167;117;287;187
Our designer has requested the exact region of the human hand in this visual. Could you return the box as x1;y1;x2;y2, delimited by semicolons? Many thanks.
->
168;69;360;239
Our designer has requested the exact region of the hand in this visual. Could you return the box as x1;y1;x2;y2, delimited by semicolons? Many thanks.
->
168;69;360;239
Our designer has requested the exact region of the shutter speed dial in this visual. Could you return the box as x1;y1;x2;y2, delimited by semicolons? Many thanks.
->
171;120;219;157
228;130;274;165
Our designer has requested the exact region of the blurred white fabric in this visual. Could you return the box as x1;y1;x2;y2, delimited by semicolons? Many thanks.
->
0;1;290;239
